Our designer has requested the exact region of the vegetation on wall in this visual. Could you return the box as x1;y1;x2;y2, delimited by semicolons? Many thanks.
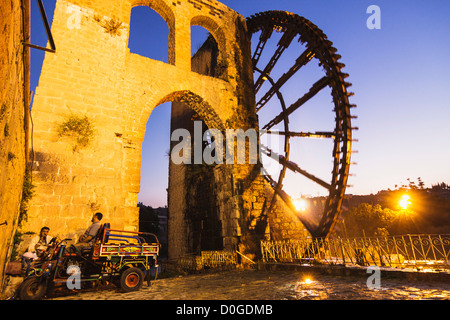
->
57;114;95;151
10;167;36;261
214;59;228;80
18;167;35;227
10;232;23;262
4;122;9;137
7;152;15;161
1;103;10;140
87;200;100;214
93;14;125;37
0;103;7;121
102;17;124;36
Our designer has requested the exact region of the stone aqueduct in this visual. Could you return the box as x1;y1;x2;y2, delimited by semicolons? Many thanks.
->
25;0;306;261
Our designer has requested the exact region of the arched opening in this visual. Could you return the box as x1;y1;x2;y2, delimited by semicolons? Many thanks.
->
128;5;169;63
138;91;227;259
138;103;171;208
138;102;171;256
191;25;211;57
170;99;224;253
190;18;227;80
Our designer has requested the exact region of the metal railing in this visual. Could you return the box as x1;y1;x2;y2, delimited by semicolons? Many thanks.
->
261;234;450;270
201;250;238;268
177;250;238;272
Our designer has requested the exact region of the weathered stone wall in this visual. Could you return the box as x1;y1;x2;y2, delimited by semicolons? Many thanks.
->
24;0;261;256
0;0;30;298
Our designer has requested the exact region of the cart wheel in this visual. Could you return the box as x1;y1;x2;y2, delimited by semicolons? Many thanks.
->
19;277;47;300
120;267;144;292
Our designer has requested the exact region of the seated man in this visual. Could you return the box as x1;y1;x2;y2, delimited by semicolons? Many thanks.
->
22;226;53;273
72;212;103;252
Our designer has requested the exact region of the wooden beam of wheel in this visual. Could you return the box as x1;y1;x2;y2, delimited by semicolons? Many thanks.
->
262;76;330;130
264;130;335;139
256;49;315;111
254;29;297;92
254;45;287;93
252;27;274;67
261;146;331;190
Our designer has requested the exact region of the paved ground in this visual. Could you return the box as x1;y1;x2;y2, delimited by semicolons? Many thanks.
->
50;269;450;300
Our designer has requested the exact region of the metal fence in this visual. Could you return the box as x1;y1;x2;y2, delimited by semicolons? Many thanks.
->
176;250;238;272
201;250;238;268
261;234;450;270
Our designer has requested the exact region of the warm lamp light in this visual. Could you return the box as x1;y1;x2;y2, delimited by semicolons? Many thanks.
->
399;195;411;210
294;198;307;211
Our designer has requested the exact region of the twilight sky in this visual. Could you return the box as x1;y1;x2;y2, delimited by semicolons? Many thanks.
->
30;0;450;207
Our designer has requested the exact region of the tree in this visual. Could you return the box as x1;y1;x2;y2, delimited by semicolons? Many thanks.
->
417;177;425;189
137;202;160;238
337;203;396;237
336;180;450;237
431;182;450;190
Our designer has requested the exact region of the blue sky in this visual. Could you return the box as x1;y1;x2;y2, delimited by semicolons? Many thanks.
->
30;1;450;207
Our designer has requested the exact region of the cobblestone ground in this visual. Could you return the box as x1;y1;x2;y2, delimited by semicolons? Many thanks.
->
50;269;450;300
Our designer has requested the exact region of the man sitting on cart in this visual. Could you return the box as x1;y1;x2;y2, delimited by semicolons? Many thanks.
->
72;212;103;252
22;226;53;273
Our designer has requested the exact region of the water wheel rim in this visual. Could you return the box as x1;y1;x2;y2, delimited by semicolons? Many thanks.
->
247;11;356;238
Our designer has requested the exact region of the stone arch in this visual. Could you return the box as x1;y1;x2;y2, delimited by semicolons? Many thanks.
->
130;0;176;64
157;90;226;132
128;6;169;62
190;15;227;62
153;90;230;257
